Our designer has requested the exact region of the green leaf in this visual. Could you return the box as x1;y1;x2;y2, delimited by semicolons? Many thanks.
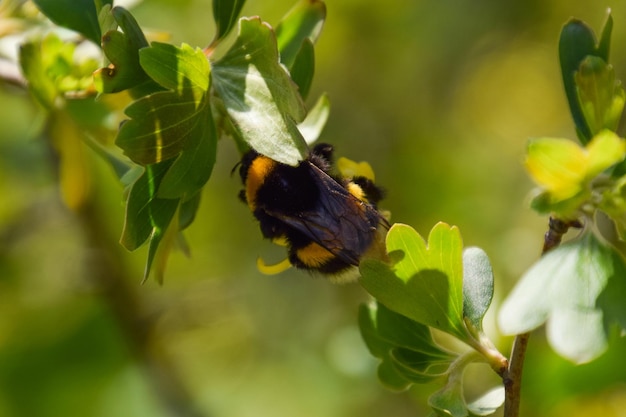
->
599;176;626;240
466;387;505;416
575;56;625;135
275;0;326;70
116;42;216;184
498;231;626;363
359;302;454;389
462;247;494;331
525;131;626;217
157;104;217;199
212;17;308;166
428;359;467;417
19;38;60;109
427;352;495;417
376;359;412;392
116;89;201;164
559;18;604;143
94;6;153;94
33;0;107;44
211;0;246;46
140;42;210;93
391;348;454;383
298;93;330;144
120;162;179;251
289;38;315;99
360;223;467;341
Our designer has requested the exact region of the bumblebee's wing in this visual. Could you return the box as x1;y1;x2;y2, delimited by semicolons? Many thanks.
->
265;162;383;266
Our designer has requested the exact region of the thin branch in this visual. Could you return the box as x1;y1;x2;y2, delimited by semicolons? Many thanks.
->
502;332;530;417
502;216;582;417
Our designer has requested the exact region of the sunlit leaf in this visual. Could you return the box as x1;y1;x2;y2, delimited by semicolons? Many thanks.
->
525;137;587;201
298;93;330;144
462;247;494;331
139;42;210;93
498;231;626;363
360;223;467;341
116;42;215;175
585;130;626;178
525;131;625;216
212;17;308;166
116;90;202;164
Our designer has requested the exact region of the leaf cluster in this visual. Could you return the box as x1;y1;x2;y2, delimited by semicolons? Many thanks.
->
21;0;329;282
359;223;506;416
499;12;626;364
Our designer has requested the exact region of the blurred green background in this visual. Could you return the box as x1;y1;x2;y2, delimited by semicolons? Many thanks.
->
2;0;626;416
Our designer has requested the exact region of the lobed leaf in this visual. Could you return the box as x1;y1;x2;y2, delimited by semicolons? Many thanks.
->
116;41;216;187
359;302;454;389
525;130;625;217
212;17;308;166
139;42;210;93
498;231;626;363
360;223;467;341
116;89;202;165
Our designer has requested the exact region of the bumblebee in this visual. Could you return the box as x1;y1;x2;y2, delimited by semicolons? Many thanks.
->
238;143;388;278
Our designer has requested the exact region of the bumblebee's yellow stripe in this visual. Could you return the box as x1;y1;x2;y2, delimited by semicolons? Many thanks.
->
245;155;277;211
346;181;367;202
296;242;335;268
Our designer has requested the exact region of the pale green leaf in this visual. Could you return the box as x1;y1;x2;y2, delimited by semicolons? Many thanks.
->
498;231;626;363
462;247;494;331
467;387;505;416
298;93;330;144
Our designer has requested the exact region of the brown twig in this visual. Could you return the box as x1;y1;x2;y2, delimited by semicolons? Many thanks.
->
501;216;582;417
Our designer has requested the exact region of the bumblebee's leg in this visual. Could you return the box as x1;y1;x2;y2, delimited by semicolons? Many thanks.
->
253;209;289;240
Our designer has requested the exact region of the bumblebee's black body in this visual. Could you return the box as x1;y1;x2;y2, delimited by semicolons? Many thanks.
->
239;143;387;275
